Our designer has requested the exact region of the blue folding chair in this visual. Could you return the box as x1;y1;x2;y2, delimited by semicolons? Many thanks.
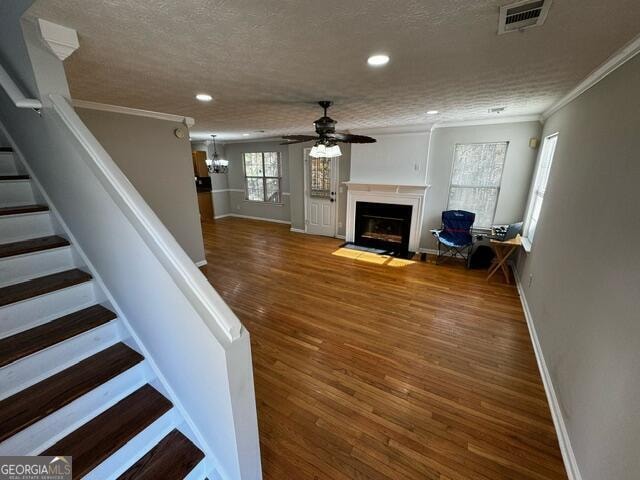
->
431;210;476;266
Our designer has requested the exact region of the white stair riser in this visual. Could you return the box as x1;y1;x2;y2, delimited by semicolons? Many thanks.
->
0;153;18;175
85;408;180;480
0;320;121;400
0;362;150;456
0;180;35;207
0;247;74;287
0;212;54;243
0;281;96;338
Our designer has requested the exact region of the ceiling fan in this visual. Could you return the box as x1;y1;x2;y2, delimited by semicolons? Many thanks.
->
280;101;376;158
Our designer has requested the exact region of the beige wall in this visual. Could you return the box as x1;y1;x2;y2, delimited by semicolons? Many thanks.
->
517;54;640;479
78;108;205;263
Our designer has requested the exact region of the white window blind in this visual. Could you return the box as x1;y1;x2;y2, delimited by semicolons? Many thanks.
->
524;134;558;243
243;152;282;203
447;142;508;228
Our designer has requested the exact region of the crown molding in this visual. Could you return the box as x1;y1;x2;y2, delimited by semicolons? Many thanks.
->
543;33;640;120
37;19;79;61
72;99;195;127
432;114;542;130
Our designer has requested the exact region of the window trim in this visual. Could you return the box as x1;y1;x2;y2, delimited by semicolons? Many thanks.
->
446;141;509;229
522;132;559;252
242;151;283;204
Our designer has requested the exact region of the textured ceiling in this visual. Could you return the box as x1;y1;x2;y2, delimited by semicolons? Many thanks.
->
29;0;640;140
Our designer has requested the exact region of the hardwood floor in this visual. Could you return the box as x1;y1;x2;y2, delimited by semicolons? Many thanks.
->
200;218;567;480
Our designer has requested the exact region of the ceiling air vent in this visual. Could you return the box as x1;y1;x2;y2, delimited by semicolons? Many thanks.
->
498;0;552;34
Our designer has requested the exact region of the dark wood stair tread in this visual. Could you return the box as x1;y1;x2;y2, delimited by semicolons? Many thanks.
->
42;384;172;479
0;175;29;180
0;235;70;259
0;268;92;307
117;429;204;480
0;305;116;368
0;342;144;443
0;204;49;216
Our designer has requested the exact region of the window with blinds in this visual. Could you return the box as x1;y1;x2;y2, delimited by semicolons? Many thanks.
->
524;134;558;243
447;142;508;228
243;152;282;203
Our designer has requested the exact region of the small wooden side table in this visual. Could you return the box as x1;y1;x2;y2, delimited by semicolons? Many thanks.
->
487;234;522;284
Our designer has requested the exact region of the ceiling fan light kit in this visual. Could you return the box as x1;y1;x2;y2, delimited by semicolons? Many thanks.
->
310;143;341;158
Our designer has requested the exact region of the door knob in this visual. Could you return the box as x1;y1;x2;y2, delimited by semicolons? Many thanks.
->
330;198;335;203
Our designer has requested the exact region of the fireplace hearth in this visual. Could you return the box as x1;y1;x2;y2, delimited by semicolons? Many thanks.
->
354;202;413;256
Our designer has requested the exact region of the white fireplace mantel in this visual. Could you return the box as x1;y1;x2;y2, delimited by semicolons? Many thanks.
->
344;182;429;252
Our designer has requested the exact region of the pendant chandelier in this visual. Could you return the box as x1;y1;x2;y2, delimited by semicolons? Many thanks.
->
206;135;229;173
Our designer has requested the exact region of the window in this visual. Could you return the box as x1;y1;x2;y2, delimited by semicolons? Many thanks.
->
243;152;282;203
310;157;331;198
524;133;558;244
447;142;508;229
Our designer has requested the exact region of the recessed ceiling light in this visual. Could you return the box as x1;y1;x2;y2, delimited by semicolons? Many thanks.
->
367;54;389;66
195;93;212;102
242;133;250;136
426;110;439;115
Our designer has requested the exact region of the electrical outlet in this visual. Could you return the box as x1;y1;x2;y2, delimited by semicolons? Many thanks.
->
237;204;241;210
528;274;534;287
338;222;343;228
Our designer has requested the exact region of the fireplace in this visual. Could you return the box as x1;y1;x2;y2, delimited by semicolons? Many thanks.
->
354;202;413;255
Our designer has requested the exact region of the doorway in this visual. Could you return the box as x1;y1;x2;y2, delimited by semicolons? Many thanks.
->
304;148;338;237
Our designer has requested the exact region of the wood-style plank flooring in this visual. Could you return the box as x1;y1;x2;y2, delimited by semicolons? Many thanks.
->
200;218;567;480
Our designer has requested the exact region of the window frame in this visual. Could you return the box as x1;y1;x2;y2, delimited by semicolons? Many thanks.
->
242;151;283;204
446;141;509;230
522;133;559;251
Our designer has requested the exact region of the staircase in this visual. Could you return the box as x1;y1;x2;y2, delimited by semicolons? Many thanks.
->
0;146;206;479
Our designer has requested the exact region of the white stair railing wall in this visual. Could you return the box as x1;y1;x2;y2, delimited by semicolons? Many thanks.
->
0;11;261;480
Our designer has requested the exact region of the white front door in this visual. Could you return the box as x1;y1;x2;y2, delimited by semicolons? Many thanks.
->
304;148;338;237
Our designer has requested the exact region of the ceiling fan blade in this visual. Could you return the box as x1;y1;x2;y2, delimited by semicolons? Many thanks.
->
326;132;376;144
281;135;317;142
280;139;318;145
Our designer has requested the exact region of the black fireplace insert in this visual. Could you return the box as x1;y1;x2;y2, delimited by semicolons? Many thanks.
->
354;202;413;256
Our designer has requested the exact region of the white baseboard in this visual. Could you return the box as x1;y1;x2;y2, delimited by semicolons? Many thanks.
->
226;214;291;224
335;234;345;240
195;260;207;267
289;227;306;234
513;266;582;480
214;213;290;225
418;247;439;255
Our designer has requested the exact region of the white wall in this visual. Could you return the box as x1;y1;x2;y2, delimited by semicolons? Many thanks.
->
517;53;640;480
350;132;430;185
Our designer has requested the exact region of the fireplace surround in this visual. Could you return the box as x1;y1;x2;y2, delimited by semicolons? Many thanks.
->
345;182;428;254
